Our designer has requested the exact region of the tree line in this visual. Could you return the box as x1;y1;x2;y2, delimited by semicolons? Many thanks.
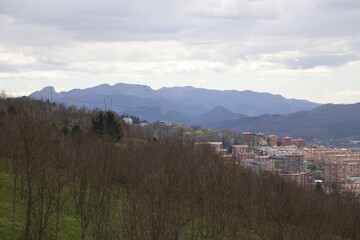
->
0;98;359;240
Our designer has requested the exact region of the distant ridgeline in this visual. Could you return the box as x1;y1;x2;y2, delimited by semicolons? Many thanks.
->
29;83;360;146
203;103;360;146
29;83;319;124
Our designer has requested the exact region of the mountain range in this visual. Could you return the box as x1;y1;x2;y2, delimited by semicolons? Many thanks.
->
29;82;319;121
203;103;360;145
29;83;360;145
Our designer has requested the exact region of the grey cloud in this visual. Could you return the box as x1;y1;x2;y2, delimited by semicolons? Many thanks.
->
2;0;359;42
0;0;359;71
1;0;188;38
285;55;360;69
316;0;360;11
0;64;17;72
190;1;280;20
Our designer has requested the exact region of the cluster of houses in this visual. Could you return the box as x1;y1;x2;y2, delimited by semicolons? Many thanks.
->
305;146;360;195
196;141;318;191
197;132;360;196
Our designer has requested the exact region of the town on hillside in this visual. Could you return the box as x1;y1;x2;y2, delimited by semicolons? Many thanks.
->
196;132;360;197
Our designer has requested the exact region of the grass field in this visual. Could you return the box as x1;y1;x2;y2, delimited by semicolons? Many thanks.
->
0;166;351;240
0;171;81;240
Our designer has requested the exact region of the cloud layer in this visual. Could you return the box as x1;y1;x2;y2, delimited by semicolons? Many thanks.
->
0;0;360;103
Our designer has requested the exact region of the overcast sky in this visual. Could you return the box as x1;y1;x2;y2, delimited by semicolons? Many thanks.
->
0;0;359;103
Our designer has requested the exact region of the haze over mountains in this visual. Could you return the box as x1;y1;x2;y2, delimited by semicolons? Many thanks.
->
30;82;319;121
29;83;360;145
204;103;360;145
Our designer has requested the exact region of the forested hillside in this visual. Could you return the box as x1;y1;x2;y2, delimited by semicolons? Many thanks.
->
0;98;359;240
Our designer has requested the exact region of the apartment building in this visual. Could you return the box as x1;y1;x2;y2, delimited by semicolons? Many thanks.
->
279;172;315;190
303;147;352;163
232;145;255;161
284;154;305;173
324;160;360;185
268;135;279;147
283;137;293;146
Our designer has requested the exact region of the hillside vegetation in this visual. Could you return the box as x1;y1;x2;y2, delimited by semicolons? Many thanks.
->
0;98;359;240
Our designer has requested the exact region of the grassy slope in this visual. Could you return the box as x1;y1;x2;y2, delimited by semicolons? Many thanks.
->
0;171;81;240
0;172;24;239
0;168;347;240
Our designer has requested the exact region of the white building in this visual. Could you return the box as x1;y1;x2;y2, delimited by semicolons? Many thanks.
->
122;117;133;125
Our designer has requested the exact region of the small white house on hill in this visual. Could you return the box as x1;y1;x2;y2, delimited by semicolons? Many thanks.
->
122;117;133;125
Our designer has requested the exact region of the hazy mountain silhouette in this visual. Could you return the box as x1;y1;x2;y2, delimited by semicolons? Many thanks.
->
29;83;360;145
203;103;360;145
156;86;319;116
30;83;320;121
195;106;246;125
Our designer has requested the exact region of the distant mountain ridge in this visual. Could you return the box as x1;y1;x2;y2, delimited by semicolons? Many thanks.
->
30;84;207;117
203;103;360;145
196;106;246;125
156;86;319;116
29;83;360;146
29;83;320;123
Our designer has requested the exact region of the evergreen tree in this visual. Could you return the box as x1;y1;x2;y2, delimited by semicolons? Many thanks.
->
92;111;122;142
